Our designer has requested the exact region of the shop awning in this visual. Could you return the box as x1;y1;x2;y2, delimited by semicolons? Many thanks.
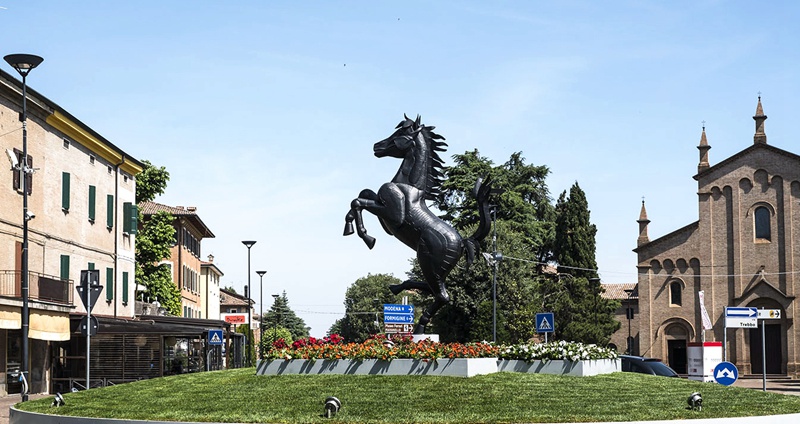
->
30;310;70;341
0;306;21;329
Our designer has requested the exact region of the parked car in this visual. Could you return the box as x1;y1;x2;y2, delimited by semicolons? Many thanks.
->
620;355;680;377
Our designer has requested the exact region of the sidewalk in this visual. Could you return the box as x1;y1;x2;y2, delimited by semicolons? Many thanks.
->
734;377;800;396
0;393;48;424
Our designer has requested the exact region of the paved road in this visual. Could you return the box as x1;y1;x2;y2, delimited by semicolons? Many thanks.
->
0;381;798;424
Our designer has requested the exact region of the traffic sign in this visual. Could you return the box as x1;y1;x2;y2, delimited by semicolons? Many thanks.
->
757;309;781;319
713;361;739;386
384;304;414;314
725;307;757;317
384;323;413;334
77;270;103;311
384;314;414;324
536;312;554;333
725;307;758;328
79;315;99;337
208;329;224;346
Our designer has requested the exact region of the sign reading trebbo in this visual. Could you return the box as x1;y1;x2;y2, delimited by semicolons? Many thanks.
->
724;307;757;328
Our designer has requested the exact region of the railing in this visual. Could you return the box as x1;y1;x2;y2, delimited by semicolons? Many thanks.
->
0;270;73;305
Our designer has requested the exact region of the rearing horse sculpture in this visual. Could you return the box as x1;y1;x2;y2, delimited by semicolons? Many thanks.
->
344;115;494;334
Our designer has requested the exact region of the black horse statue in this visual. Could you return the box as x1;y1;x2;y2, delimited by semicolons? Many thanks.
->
344;115;494;334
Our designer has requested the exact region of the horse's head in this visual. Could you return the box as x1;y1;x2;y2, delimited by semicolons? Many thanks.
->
373;115;420;159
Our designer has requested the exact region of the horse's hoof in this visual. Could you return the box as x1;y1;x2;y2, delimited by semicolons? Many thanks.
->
364;235;376;249
389;284;403;295
343;222;354;236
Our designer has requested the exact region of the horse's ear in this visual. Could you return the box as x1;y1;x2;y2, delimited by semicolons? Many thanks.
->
415;115;421;126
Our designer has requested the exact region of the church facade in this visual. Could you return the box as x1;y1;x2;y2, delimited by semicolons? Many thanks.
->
634;98;798;377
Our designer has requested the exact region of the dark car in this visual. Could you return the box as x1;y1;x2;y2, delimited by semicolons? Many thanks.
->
620;355;680;377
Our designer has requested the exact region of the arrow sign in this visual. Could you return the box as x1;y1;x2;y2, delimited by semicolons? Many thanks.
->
384;314;414;324
725;307;757;317
384;304;414;314
713;361;739;386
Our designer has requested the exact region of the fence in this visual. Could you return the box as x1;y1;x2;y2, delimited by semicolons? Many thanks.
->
0;270;73;305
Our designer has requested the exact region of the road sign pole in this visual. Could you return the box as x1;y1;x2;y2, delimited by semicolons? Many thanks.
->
85;280;91;390
762;308;767;392
723;327;727;362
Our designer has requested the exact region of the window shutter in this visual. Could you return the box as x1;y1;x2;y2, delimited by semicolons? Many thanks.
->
122;272;129;304
12;150;21;190
130;204;138;234
106;267;114;301
107;195;114;228
61;173;70;210
60;255;70;281
88;185;96;221
25;155;32;195
88;262;95;270
123;203;139;234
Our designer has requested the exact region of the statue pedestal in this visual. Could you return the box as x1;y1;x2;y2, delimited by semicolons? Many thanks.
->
412;334;439;343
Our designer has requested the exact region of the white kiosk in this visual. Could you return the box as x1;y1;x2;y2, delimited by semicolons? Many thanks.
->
687;341;722;382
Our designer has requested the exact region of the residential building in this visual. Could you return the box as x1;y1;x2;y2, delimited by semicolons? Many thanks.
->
633;98;799;376
0;68;142;395
138;202;215;319
200;254;222;321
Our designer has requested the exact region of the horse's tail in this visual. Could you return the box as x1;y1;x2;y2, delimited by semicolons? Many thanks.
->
464;175;495;266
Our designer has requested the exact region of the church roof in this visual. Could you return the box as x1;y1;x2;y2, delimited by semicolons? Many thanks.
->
693;142;800;181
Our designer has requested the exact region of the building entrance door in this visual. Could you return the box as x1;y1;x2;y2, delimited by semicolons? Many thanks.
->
667;339;687;374
750;324;782;374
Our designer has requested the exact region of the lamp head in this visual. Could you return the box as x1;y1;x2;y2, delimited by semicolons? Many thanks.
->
256;270;267;277
241;240;257;248
51;392;65;407
4;54;43;77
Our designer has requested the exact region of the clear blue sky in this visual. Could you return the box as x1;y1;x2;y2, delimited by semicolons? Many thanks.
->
4;1;800;336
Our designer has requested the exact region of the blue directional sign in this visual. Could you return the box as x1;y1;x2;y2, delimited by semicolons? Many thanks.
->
208;329;224;346
384;314;415;324
384;304;414;314
713;361;739;386
536;312;554;333
725;307;757;317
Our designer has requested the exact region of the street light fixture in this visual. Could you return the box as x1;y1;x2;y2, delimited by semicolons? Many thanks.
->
241;240;256;366
256;270;267;357
4;53;43;403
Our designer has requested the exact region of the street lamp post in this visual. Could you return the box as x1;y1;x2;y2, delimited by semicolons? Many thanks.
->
624;288;635;355
256;270;267;358
241;241;256;366
5;53;43;402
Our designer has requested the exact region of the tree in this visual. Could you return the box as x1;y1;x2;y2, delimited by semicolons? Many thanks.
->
259;327;293;358
551;182;619;345
263;291;309;340
329;274;420;342
134;160;180;316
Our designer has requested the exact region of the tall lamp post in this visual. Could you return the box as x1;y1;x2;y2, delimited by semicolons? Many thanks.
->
624;288;635;355
256;270;267;357
241;240;256;366
5;53;43;402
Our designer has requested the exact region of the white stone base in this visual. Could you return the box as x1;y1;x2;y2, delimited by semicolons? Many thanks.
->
497;359;620;376
256;357;497;377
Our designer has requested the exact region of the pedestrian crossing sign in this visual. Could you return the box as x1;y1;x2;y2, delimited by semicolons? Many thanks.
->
536;312;554;333
208;329;224;345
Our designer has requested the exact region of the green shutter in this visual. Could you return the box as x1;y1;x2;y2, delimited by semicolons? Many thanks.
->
107;195;114;228
106;267;114;301
60;255;70;281
88;262;95;270
61;172;70;210
122;272;129;304
88;185;96;221
123;203;138;234
130;204;138;234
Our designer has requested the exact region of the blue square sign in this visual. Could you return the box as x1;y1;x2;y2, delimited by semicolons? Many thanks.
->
208;329;224;346
536;313;554;333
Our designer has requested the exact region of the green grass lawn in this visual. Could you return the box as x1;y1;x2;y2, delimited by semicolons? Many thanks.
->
16;368;800;423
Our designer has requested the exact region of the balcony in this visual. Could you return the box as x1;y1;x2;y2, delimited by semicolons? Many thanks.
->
0;270;73;305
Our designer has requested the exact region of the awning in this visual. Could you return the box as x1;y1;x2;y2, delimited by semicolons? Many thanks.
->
30;310;70;341
0;306;21;329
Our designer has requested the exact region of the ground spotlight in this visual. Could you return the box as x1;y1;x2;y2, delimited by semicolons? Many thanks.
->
51;393;65;407
324;396;341;418
383;339;395;349
687;392;702;411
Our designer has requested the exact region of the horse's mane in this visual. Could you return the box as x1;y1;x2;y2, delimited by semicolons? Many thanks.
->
399;116;447;200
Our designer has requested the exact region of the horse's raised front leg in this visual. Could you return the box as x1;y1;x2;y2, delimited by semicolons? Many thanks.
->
343;189;380;249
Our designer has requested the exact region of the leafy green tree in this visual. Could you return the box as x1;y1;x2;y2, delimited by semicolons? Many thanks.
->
259;327;293;358
263;291;309;340
551;182;619;345
134;160;180;316
329;274;420;342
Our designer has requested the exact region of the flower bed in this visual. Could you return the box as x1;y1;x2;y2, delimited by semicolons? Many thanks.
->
259;336;619;377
